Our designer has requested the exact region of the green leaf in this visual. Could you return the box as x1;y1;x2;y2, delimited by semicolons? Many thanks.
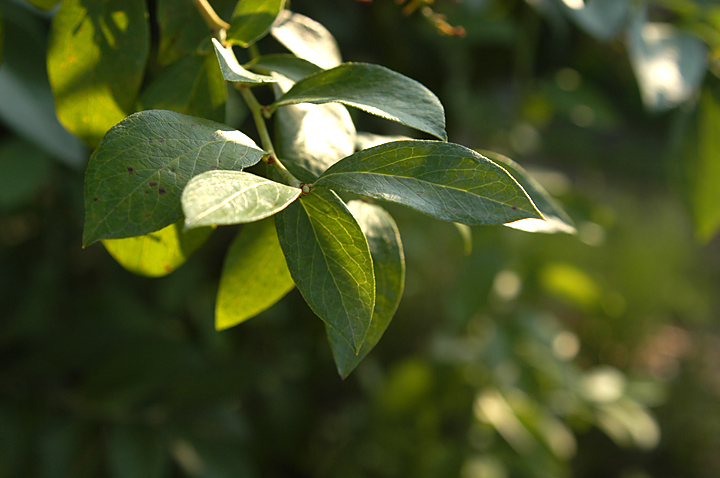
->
139;53;227;123
83;109;264;246
212;38;280;84
227;0;286;47
47;0;150;147
182;170;301;229
216;218;295;330
271;63;447;140
314;140;543;226
22;0;60;10
108;424;166;478
560;0;628;41
0;138;52;211
692;89;720;241
102;219;212;277
479;150;576;234
275;188;375;352
327;201;405;379
247;54;322;82
271;10;342;69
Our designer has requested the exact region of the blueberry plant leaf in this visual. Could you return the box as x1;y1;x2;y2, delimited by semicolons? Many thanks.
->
315;140;543;225
216;218;295;330
692;89;720;242
275;188;375;352
182;170;301;229
327;200;405;379
102;219;212;278
560;0;628;41
47;0;149;147
83;109;264;246
479;150;576;234
247;54;322;82
212;38;281;84
227;0;286;47
271;63;447;141
139;53;227;123
271;10;342;69
22;0;60;11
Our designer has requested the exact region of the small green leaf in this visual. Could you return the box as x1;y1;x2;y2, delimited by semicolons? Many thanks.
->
479;150;576;234
47;0;150;146
275;188;375;352
328;201;405;379
692;89;720;241
212;38;280;84
227;0;286;47
272;63;447;140
216;218;295;330
315;140;542;226
182;170;301;229
102;219;212;277
108;424;166;478
271;10;342;69
247;54;322;82
139;53;227;123
83;109;264;246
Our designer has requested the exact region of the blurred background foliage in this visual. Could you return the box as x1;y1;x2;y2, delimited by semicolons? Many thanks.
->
1;0;720;477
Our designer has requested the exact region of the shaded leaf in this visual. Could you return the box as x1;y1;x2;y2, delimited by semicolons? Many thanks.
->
227;0;286;47
102;219;212;277
216;218;295;330
315;140;542;225
355;132;412;151
182;170;301;229
108;424;166;478
479;150;576;234
47;0;149;146
83;110;264;246
271;10;342;69
0;138;52;211
247;54;322;81
692;88;720;241
328;201;404;378
22;0;59;10
275;188;374;352
212;38;279;84
272;63;447;140
559;0;628;40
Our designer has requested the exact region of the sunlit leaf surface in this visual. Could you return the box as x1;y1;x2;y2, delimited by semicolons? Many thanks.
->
271;10;342;69
212;38;279;84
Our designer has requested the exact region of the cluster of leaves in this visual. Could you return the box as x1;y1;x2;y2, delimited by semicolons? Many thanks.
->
36;0;574;377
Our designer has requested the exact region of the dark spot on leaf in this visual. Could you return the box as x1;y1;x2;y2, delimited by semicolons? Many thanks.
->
145;190;150;194
145;213;153;218
164;264;172;272
148;139;153;143
158;138;165;143
183;150;188;154
211;135;217;140
127;167;134;173
158;188;166;194
191;123;196;127
149;182;158;187
210;165;217;169
511;206;517;210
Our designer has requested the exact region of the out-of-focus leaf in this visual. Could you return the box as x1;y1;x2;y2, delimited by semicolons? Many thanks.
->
215;218;295;330
157;0;207;65
0;10;3;66
479;150;575;234
271;63;447;140
355;132;412;151
247;54;322;81
227;0;285;47
102;219;213;277
0;138;52;211
627;9;708;112
182;170;301;229
108;424;166;478
139;53;227;123
692;89;720;241
271;10;342;69
314;140;542;226
212;38;280;84
47;0;150;146
83;110;264;246
328;200;404;378
275;188;375;352
559;0;628;40
23;0;59;10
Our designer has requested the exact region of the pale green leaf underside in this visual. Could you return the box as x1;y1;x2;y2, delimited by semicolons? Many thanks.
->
315;140;542;225
272;63;447;141
478;150;576;234
270;10;342;69
102;219;212;277
182;170;301;229
227;0;286;47
212;38;279;84
275;188;374;352
216;218;295;330
328;201;405;378
247;54;322;82
83;109;264;246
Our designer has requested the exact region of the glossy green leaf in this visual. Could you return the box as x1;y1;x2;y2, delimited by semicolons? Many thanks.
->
328;201;405;378
139;53;227;123
182;170;301;229
102;219;212;277
479;150;576;234
692;89;720;241
212;38;280;84
271;10;342;69
47;0;149;147
275;188;375;352
216;218;295;330
315;140;543;226
560;0;628;41
247;54;322;81
227;0;286;47
272;63;447;140
108;424;166;478
83;110;264;246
